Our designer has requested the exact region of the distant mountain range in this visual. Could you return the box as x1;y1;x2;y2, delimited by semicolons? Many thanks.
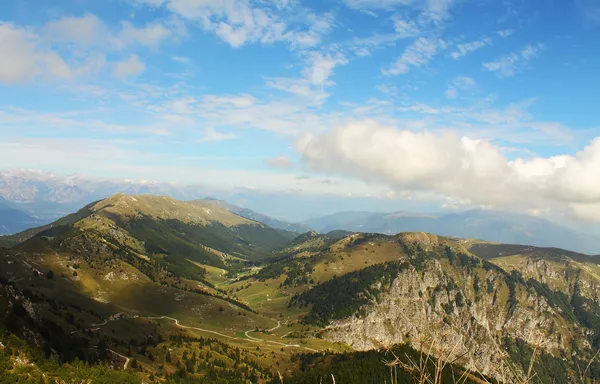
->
2;169;600;254
199;198;312;234
0;169;215;222
0;169;314;232
303;209;600;254
0;197;45;235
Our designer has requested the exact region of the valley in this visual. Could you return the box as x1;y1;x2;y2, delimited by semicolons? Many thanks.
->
1;194;600;383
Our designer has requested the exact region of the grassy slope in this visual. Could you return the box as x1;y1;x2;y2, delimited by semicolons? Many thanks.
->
7;202;600;384
8;194;296;293
0;196;345;381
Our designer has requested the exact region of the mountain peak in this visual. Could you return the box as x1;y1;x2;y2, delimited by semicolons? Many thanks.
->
92;193;257;228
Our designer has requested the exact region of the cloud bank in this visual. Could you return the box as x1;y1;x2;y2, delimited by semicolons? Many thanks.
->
296;120;600;221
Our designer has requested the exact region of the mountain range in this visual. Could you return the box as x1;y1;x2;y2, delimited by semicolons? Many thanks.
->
0;197;45;234
2;169;600;255
303;209;600;254
2;193;600;383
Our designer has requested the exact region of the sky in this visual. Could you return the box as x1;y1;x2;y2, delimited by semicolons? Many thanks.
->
1;0;600;223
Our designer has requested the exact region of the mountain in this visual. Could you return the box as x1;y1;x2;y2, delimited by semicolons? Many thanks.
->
256;231;600;382
467;241;600;301
0;169;212;223
0;170;319;237
0;196;295;383
3;194;600;383
15;194;295;266
193;198;312;234
0;197;44;235
305;209;600;254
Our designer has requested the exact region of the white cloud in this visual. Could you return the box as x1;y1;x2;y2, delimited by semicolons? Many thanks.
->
295;120;600;221
450;36;492;59
392;15;421;36
172;55;191;64
0;22;96;84
360;9;379;17
303;51;348;85
383;37;446;76
423;0;458;22
342;0;459;22
483;43;545;78
496;29;514;38
266;156;294;168
0;23;44;83
117;20;175;48
113;55;146;79
377;84;399;97
445;76;476;99
342;0;414;9
43;13;182;49
0;14;185;84
0;137;381;196
198;127;238;143
132;0;334;49
266;51;348;101
202;94;257;108
42;13;106;46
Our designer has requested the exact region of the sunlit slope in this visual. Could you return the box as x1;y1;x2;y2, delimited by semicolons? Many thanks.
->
469;242;600;301
218;231;600;383
12;194;294;279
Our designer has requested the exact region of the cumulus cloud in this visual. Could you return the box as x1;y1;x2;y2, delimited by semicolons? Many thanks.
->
0;22;94;83
295;120;600;221
0;14;183;84
483;43;545;78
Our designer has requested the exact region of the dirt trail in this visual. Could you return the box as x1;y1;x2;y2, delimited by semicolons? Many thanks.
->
109;349;131;370
75;313;320;353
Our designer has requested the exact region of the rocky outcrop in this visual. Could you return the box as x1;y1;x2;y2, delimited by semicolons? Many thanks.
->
322;257;585;382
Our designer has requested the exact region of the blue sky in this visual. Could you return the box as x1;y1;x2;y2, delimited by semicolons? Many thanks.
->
1;0;600;222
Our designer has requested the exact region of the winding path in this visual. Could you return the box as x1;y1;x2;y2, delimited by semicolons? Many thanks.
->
75;313;320;353
268;321;281;332
109;349;131;370
244;329;319;352
138;316;237;340
144;316;318;352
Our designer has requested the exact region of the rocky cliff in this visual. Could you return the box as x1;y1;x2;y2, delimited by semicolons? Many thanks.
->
294;235;599;382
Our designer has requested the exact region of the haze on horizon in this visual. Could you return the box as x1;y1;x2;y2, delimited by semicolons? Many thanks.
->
1;0;600;228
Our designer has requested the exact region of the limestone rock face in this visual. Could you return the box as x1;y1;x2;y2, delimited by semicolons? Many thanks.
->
322;257;588;382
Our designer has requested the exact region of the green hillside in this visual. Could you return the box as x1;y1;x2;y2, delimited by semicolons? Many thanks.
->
2;197;600;383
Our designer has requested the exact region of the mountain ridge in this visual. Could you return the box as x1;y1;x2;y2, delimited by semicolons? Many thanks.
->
304;208;600;254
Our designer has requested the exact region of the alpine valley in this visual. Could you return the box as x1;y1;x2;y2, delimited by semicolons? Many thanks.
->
1;193;600;383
